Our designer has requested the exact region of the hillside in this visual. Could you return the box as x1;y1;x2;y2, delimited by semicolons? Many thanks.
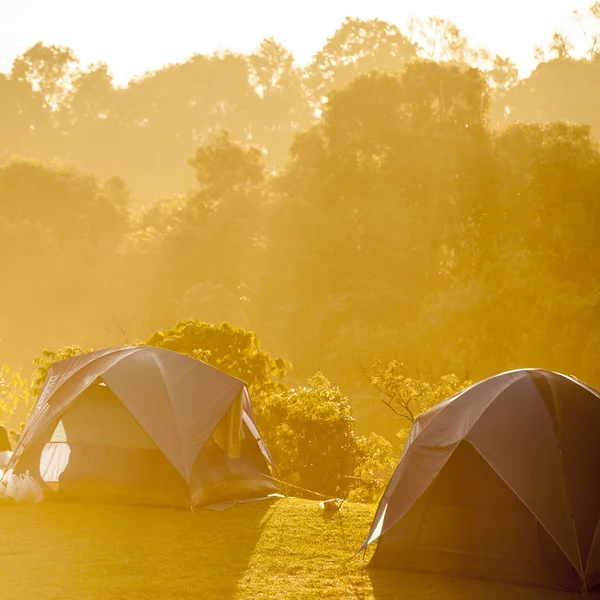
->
0;497;576;600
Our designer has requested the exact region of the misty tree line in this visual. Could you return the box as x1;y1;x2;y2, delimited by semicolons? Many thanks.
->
0;13;599;467
4;12;600;203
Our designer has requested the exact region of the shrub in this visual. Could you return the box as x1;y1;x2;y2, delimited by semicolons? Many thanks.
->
148;319;289;396
255;373;359;498
0;365;32;429
348;432;398;503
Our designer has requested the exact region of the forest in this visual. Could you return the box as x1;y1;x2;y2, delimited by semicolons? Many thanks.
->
1;10;600;501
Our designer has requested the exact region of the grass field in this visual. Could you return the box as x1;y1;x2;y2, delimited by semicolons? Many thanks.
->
0;497;578;600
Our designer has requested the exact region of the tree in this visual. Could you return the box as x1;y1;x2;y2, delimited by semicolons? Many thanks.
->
549;32;574;60
147;320;289;396
499;58;600;141
260;62;493;376
2;24;600;458
400;121;600;386
307;17;416;99
69;63;115;122
493;122;600;282
367;360;471;427
488;55;519;90
12;42;79;112
0;158;130;368
137;194;187;232
0;157;130;241
105;51;260;202
0;74;47;157
188;130;265;194
349;432;398;503
255;373;359;496
0;365;31;429
247;38;312;166
411;16;489;67
150;133;270;309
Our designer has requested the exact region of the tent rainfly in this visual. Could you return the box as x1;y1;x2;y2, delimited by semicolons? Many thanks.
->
358;369;600;593
4;346;280;507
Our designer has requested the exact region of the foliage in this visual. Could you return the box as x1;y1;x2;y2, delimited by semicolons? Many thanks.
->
0;156;129;239
12;42;79;111
367;360;471;426
348;433;398;503
247;38;312;162
254;373;359;497
307;17;416;99
147;319;289;396
188;130;265;194
264;61;492;378
2;19;600;477
411;16;473;64
0;365;31;428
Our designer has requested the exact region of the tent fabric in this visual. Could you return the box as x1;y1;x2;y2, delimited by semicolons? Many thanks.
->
359;369;600;593
211;392;244;458
13;347;152;468
40;442;71;482
5;346;279;506
52;384;157;449
241;387;277;470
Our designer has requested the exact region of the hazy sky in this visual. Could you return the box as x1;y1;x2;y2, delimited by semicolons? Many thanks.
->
0;0;591;84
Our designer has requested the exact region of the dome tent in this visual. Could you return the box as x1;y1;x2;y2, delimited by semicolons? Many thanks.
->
4;346;280;507
358;369;600;593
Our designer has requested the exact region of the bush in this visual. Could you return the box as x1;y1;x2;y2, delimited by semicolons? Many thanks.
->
255;373;359;498
348;432;398;503
368;360;471;447
0;365;32;429
148;319;289;396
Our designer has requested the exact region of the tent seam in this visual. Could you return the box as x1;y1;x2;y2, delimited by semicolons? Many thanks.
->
465;438;584;584
6;348;141;474
463;372;528;441
150;351;188;481
584;519;600;578
358;371;529;553
103;374;188;487
540;373;587;590
355;445;458;555
20;347;139;439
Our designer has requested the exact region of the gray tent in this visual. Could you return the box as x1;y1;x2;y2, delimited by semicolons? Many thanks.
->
4;346;280;507
358;369;600;593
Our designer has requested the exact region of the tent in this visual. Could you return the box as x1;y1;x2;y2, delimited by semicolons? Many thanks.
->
3;346;281;507
358;369;600;593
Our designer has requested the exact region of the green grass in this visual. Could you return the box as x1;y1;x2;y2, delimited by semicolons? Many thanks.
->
0;497;576;600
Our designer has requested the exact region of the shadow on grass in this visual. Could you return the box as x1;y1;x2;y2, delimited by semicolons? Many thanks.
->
365;564;586;600
0;498;277;600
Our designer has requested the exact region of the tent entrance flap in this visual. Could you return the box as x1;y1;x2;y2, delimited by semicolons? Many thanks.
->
372;440;580;590
211;391;244;459
36;384;186;494
51;383;157;449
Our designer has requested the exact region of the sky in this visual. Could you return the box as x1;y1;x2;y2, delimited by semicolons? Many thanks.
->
0;0;593;85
